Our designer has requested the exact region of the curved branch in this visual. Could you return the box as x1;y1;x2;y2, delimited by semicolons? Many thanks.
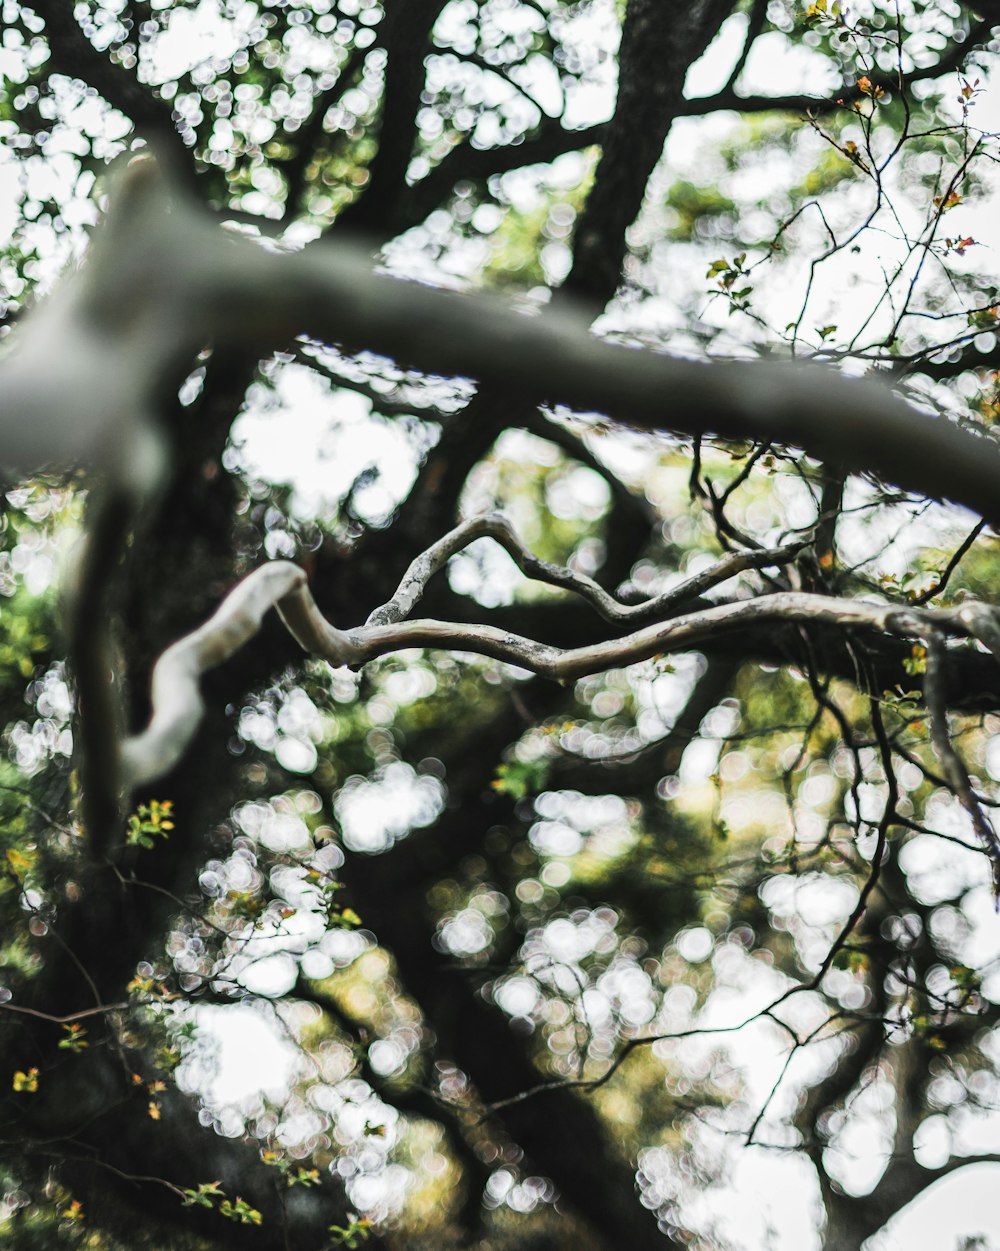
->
364;511;806;626
120;562;362;788
121;511;998;793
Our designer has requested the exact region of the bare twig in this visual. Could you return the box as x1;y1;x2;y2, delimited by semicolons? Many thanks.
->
924;628;1000;890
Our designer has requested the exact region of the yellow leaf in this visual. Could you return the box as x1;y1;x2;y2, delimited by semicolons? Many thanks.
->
6;848;36;879
63;1200;84;1223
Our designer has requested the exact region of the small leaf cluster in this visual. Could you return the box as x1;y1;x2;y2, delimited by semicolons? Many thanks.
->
181;1181;224;1209
261;1149;321;1188
491;758;550;801
832;947;869;973
126;800;175;849
12;1066;38;1092
328;1217;373;1248
856;76;883;102
303;871;362;929
61;1199;84;1225
706;253;753;314
181;1182;261;1226
967;306;998;332
933;188;962;213
902;644;927;677
803;0;841;24
57;1023;87;1052
220;1197;263;1226
5;846;36;881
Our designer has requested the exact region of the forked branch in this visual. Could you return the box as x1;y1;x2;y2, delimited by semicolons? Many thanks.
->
120;514;999;808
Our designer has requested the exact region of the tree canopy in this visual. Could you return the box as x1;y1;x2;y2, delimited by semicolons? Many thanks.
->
2;2;1000;1249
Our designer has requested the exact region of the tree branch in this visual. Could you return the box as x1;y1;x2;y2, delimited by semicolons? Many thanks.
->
402;121;605;228
281;43;372;224
6;157;1000;527
562;0;737;303
335;0;448;235
682;19;992;118
924;627;1000;885
364;512;805;627
30;0;192;176
117;508;1000;798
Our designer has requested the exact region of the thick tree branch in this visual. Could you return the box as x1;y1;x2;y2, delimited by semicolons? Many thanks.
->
563;0;737;303
119;561;361;788
335;0;448;235
5;158;1000;528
